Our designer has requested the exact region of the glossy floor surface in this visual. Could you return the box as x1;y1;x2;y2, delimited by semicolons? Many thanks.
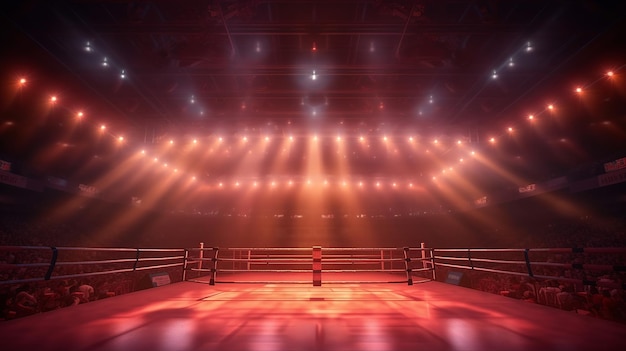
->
2;275;624;351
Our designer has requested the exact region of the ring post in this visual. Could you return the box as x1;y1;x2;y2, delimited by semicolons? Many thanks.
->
313;246;322;286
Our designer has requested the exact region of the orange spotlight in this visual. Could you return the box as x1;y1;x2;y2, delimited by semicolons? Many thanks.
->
528;114;534;120
575;87;583;94
76;111;84;119
489;137;496;143
548;104;554;111
100;124;106;131
50;95;57;103
169;139;174;145
19;78;27;85
607;71;614;77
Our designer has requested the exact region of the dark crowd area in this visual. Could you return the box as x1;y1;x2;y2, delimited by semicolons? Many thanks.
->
1;183;625;322
432;196;626;324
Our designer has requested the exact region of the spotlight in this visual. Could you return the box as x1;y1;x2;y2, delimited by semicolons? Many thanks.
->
525;41;533;52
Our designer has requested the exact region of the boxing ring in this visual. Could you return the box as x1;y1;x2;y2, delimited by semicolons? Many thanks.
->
1;244;626;350
182;244;435;285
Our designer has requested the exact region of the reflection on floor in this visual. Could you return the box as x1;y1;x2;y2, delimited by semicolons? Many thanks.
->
2;275;625;351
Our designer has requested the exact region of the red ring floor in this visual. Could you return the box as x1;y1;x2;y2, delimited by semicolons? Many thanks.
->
1;274;624;351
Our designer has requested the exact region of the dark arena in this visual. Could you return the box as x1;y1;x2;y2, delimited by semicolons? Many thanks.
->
2;1;626;350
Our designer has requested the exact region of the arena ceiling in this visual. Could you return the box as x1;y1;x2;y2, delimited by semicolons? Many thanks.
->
1;1;626;213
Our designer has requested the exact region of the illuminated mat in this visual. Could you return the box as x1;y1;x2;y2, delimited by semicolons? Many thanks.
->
2;277;625;351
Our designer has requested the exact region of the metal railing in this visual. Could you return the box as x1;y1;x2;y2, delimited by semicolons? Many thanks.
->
433;247;626;291
0;245;186;286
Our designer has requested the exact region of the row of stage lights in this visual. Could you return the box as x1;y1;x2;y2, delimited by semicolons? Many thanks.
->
12;63;624;188
25;77;615;150
150;134;468;147
484;68;622;145
490;41;534;80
